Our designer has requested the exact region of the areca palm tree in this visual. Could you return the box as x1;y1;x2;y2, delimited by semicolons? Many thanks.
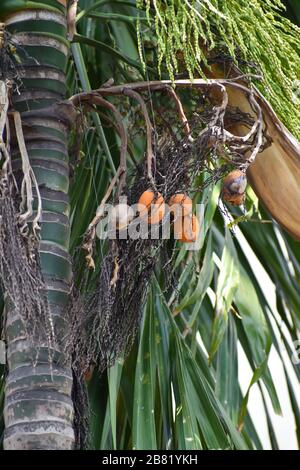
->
0;0;300;450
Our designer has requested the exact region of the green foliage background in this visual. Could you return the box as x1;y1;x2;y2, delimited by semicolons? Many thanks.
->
1;0;300;450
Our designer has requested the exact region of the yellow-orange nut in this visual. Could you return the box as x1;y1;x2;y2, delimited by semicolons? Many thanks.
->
175;214;200;243
169;193;193;216
138;190;165;224
222;170;247;206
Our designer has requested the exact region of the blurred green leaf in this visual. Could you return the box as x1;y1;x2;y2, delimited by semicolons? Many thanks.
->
76;0;140;22
83;11;148;24
174;232;213;319
216;315;239;423
132;291;157;450
73;33;146;74
210;229;239;360
108;360;123;449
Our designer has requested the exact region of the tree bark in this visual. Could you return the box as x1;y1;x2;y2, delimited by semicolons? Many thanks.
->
2;1;75;450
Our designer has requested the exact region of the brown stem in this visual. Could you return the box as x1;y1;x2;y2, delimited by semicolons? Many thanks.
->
92;96;127;173
70;77;263;167
123;88;156;187
95;109;138;165
78;94;128;196
163;85;191;138
90;164;124;227
82;165;124;268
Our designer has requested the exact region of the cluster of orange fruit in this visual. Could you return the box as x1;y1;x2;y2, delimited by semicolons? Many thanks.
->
111;170;246;242
138;190;199;243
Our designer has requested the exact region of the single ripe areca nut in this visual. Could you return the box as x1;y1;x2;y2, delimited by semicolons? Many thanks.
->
138;189;165;224
222;170;247;206
174;214;200;243
169;193;193;217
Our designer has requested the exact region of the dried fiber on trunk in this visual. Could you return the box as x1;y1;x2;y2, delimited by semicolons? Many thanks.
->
71;363;90;450
0;39;54;354
0;171;54;352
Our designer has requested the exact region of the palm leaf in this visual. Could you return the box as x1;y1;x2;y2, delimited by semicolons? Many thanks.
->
1;0;300;450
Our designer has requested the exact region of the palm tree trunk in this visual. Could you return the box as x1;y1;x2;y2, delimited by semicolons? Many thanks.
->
2;1;75;449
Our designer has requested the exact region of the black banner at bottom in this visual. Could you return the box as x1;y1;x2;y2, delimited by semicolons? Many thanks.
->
0;449;298;463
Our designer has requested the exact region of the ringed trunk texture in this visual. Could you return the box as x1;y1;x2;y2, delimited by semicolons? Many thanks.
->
2;1;75;449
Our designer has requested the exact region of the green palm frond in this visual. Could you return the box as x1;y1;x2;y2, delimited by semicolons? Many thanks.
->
1;0;300;450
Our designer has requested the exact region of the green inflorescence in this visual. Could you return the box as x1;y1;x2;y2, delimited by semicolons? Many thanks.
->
137;0;300;140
